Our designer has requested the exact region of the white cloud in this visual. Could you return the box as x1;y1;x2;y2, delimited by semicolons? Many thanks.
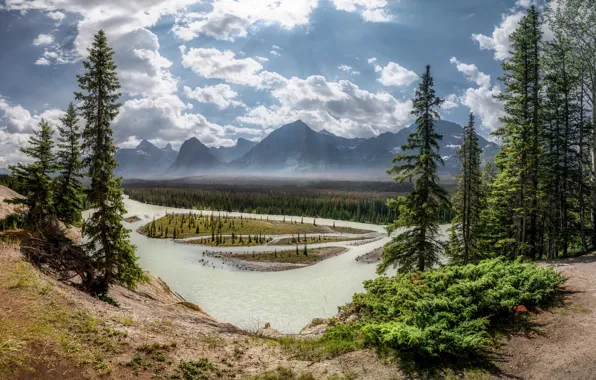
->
331;0;394;22
338;64;360;75
472;11;525;61
3;0;195;97
442;94;459;110
450;57;505;134
181;47;263;86
180;47;289;90
46;11;65;22
34;57;52;66
362;8;393;22
238;75;414;138
172;0;318;41
113;94;238;147
367;57;377;64
0;96;64;134
32;34;54;46
375;62;418;86
270;50;281;57
183;84;245;110
449;57;491;88
255;56;269;62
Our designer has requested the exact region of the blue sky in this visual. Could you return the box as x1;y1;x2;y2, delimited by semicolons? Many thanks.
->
0;0;536;166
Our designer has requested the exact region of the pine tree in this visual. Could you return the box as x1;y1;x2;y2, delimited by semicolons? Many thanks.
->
54;103;84;225
491;6;542;259
75;30;143;293
7;119;57;225
446;113;484;264
378;65;450;274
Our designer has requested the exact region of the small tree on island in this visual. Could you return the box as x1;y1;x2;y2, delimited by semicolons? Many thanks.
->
378;65;450;274
76;30;143;294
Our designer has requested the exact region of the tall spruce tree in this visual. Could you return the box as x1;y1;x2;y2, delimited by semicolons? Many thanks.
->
548;0;595;249
54;103;84;225
378;65;450;274
75;30;143;293
446;113;483;264
491;6;542;259
7;119;57;225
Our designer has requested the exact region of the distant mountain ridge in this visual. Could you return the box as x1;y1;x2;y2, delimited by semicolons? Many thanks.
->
114;139;178;175
209;138;258;163
115;120;499;178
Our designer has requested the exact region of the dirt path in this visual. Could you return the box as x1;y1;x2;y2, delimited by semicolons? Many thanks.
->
493;255;596;380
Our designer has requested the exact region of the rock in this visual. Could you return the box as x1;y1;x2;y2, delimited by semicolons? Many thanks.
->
256;323;282;339
345;314;359;324
299;318;329;336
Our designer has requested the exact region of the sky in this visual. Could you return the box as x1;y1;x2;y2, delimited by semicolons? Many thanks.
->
0;0;539;167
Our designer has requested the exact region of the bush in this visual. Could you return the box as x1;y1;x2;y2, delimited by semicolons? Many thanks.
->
327;258;564;359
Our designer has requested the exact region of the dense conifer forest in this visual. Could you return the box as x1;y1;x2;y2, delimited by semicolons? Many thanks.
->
124;185;454;225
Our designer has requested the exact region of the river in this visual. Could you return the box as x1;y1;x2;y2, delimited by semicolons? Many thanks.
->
104;197;440;334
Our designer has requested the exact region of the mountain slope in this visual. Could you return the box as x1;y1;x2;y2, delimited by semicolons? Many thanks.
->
169;137;222;174
231;120;343;173
209;138;258;163
349;119;499;174
115;140;178;177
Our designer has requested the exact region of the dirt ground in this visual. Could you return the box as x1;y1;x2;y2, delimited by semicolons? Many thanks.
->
491;255;596;380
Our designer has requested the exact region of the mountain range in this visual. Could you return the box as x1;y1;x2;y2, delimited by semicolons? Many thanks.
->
115;120;499;179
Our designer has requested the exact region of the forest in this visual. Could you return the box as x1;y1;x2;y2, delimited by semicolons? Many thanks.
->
124;185;441;225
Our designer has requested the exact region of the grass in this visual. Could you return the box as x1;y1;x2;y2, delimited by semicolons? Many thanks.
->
0;252;130;376
226;247;346;265
246;366;316;380
139;213;372;240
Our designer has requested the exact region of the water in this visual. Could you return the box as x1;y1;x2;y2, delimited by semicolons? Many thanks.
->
90;198;433;333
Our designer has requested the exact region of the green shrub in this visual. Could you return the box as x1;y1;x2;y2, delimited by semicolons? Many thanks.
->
328;258;564;359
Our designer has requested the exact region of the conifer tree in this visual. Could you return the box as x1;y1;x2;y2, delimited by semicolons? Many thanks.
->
7;119;57;225
549;0;596;246
491;6;542;259
447;113;483;264
378;65;450;274
75;30;143;293
547;0;595;249
54;103;84;225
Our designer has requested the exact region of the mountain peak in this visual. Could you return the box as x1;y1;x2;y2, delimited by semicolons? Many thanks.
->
136;139;158;151
319;129;334;136
164;143;173;151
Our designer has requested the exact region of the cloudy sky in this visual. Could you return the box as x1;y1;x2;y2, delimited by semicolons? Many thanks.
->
0;0;536;167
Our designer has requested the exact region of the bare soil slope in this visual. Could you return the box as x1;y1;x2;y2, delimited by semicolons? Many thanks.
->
493;255;596;380
0;185;24;220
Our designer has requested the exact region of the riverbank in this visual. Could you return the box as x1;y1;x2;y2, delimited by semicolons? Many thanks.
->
213;246;347;272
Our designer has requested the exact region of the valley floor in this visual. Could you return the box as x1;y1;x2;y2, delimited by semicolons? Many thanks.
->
1;241;596;380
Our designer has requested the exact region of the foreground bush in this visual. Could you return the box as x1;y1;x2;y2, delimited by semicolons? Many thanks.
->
325;258;564;359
